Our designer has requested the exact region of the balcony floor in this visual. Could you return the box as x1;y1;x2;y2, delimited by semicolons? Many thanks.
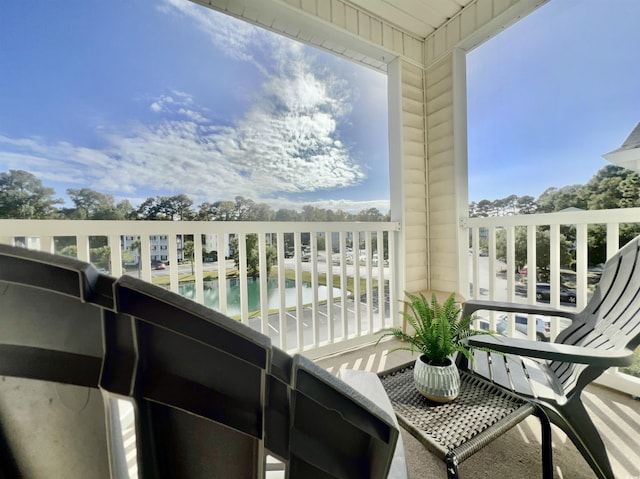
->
314;339;640;479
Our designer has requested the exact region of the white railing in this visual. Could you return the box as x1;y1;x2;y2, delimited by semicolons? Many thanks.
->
0;219;401;358
467;207;640;396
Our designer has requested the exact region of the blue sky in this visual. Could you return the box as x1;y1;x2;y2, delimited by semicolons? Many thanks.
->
0;0;388;213
467;0;640;203
0;1;638;213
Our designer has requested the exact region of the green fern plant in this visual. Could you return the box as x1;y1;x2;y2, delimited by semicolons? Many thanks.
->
376;292;490;366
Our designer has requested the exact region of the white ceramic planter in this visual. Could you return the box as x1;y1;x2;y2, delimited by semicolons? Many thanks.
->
413;355;460;403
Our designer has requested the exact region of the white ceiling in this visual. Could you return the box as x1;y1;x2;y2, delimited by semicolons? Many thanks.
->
347;0;474;38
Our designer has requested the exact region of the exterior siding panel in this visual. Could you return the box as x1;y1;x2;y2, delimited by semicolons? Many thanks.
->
399;60;428;297
424;55;459;294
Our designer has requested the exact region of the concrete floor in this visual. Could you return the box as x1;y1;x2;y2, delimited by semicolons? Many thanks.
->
313;339;640;479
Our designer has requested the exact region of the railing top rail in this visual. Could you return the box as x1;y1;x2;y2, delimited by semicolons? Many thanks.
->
0;219;401;236
467;207;640;228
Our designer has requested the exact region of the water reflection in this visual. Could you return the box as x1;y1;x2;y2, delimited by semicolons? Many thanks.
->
178;277;340;316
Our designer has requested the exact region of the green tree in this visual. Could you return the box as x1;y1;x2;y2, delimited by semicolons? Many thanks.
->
230;234;276;278
355;207;386;221
0;170;62;218
167;194;196;220
129;239;142;277
133;195;195;220
536;185;587;212
64;188;124;219
90;245;111;270
275;208;301;221
248;202;275;221
584;165;629;210
618;172;640;208
516;195;537;214
301;205;324;221
474;199;492;217
496;227;572;280
55;244;110;270
121;248;137;267
197;200;237;220
183;240;195;274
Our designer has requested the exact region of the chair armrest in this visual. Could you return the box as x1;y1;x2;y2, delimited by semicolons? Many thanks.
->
463;299;578;321
465;335;634;367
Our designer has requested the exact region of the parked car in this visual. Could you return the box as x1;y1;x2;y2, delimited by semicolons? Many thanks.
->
515;282;577;305
498;313;551;341
153;262;166;270
476;317;530;340
476;318;506;335
535;283;576;304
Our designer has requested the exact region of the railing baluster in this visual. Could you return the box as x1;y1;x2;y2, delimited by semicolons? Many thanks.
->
487;227;496;301
325;230;334;344
217;233;228;316
294;231;303;350
352;230;361;335
549;224;562;340
376;229;385;332
606;224;619;259
339;231;348;340
109;234;122;277
575;224;588;309
237;232;248;324
471;227;480;298
168;234;179;293
276;231;287;350
76;235;90;262
364;232;374;332
258;232;269;337
193;232;204;306
387;229;398;329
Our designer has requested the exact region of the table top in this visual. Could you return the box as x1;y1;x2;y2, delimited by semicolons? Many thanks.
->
378;361;535;463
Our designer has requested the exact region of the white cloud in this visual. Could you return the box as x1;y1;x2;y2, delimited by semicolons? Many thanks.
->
0;0;385;213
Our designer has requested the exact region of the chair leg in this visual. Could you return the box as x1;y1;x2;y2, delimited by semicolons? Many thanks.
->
536;409;553;479
445;452;460;479
542;399;615;479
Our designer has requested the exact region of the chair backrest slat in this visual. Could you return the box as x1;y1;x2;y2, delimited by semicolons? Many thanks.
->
551;236;640;391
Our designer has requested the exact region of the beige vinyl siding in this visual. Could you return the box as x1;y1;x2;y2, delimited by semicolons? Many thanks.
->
398;61;429;295
424;54;459;293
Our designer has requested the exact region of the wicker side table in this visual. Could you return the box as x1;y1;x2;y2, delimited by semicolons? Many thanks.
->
378;362;552;479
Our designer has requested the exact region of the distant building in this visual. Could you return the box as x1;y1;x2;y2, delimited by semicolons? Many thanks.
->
122;233;232;264
121;235;178;265
603;122;640;171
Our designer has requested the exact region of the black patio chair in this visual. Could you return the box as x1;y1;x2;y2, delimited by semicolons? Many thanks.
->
460;235;640;479
0;244;400;478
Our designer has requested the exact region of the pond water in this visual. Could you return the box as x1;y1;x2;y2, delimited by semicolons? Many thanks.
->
178;277;340;316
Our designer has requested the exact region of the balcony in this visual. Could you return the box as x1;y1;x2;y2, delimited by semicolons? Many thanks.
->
317;339;640;479
1;208;639;477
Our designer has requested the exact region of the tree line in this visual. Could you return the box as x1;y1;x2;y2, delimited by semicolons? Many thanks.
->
0;169;389;222
5;164;638;223
469;164;640;217
4;164;639;272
